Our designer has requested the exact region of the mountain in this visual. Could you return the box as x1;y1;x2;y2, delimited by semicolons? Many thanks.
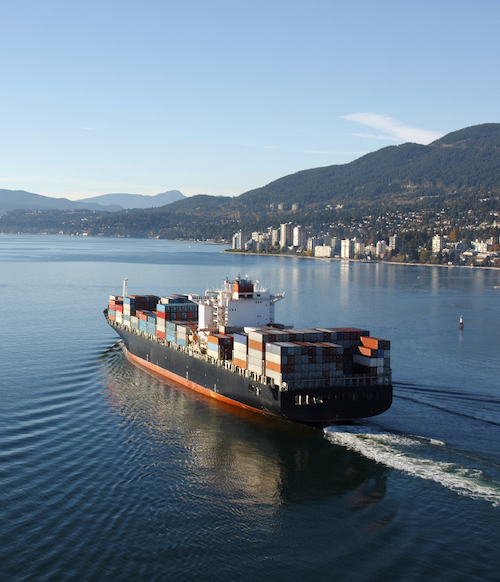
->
77;190;185;209
1;123;499;241
235;122;500;210
0;190;122;215
0;189;185;216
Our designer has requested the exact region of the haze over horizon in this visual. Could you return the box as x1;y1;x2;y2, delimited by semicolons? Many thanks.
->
1;1;498;201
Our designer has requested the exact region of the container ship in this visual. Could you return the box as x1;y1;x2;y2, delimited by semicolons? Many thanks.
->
104;277;392;425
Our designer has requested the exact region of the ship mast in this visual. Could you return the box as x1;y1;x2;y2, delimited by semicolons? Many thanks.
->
123;278;128;297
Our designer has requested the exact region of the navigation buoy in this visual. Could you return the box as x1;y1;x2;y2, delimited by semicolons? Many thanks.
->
459;315;464;330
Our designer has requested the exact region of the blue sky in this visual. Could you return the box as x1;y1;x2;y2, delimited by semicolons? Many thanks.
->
1;0;498;200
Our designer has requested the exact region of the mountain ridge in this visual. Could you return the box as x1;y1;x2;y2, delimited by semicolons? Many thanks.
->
77;190;185;209
1;123;499;242
0;189;185;216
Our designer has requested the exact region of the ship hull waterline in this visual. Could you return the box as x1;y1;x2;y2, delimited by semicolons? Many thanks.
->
111;324;392;426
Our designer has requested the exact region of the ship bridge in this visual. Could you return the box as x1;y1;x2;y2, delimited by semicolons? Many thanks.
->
189;277;284;330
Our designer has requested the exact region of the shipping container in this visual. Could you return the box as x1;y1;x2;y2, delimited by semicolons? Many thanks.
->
360;336;391;351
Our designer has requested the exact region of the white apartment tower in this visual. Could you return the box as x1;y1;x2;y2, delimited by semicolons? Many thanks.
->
280;223;294;248
292;225;307;248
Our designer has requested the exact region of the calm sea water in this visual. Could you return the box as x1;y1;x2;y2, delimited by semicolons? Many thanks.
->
1;234;500;582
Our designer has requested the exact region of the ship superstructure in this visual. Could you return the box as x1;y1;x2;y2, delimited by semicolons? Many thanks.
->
189;277;285;350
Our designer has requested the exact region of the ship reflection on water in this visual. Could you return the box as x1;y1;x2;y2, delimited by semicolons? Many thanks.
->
100;342;389;515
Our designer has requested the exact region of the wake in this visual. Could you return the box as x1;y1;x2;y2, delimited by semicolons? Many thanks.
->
324;424;500;507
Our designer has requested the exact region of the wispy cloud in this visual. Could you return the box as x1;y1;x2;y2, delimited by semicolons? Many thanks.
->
352;133;399;141
342;113;443;144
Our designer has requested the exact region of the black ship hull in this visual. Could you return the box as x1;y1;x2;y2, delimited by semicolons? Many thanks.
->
109;322;392;425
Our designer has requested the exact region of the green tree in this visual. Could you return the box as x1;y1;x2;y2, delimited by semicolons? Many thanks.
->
419;249;431;263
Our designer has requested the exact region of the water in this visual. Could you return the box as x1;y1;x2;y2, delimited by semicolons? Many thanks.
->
1;234;499;581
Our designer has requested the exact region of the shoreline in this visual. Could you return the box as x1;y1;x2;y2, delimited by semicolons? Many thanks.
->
223;249;500;271
1;233;498;271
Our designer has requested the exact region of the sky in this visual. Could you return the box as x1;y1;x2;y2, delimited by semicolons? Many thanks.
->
1;0;499;200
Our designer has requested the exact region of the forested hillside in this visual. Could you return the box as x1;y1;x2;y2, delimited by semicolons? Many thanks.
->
1;123;499;244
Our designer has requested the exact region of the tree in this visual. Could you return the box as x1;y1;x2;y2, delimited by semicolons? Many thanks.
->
420;249;431;263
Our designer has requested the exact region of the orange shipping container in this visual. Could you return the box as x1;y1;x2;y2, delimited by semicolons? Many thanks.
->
248;339;264;352
361;336;390;350
359;345;379;357
265;360;282;373
233;357;247;369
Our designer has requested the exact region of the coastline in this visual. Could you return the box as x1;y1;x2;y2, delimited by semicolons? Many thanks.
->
1;233;497;271
223;249;500;271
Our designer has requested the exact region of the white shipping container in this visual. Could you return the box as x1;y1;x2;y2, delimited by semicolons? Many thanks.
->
353;354;385;367
247;363;264;375
248;331;266;343
265;352;288;365
248;355;265;368
233;338;248;348
248;347;264;360
265;369;282;383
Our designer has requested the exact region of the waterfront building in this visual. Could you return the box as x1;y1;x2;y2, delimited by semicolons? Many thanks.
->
341;239;354;259
432;234;443;253
389;235;401;252
315;245;332;258
364;244;376;257
376;240;388;257
307;237;317;252
473;240;489;253
331;237;341;256
232;230;247;250
293;225;307;248
280;222;294;248
353;238;365;256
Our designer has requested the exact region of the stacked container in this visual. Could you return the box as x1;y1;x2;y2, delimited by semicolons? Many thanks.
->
247;329;278;375
353;337;391;376
176;323;193;347
108;293;391;389
166;320;177;343
158;296;198;321
206;333;233;360
134;310;156;335
109;293;198;342
264;340;344;386
108;295;123;322
233;333;248;369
